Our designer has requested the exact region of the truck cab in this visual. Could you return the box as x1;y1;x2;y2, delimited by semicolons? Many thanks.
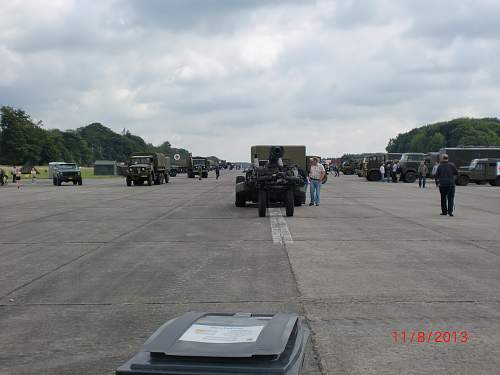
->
187;157;209;178
126;153;169;186
456;159;500;186
399;153;425;183
52;162;82;186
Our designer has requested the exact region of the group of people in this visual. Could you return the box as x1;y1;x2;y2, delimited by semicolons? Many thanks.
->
378;156;458;216
0;166;38;188
379;160;401;183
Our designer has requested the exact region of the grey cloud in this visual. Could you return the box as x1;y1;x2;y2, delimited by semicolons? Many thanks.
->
1;0;499;160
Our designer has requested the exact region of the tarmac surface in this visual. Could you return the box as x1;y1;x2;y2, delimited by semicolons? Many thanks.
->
0;172;499;375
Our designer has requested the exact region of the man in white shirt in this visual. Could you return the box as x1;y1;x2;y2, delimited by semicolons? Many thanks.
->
309;158;325;206
379;164;385;181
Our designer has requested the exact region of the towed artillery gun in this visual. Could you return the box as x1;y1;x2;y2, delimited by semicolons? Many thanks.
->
235;145;306;217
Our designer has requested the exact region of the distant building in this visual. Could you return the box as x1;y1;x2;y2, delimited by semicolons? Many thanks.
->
94;160;117;176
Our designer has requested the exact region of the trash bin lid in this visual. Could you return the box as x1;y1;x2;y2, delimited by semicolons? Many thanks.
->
116;312;310;375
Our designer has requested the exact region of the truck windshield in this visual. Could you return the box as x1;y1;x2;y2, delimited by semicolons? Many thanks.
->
401;154;424;162
130;157;151;164
469;159;478;169
59;164;77;169
193;159;205;166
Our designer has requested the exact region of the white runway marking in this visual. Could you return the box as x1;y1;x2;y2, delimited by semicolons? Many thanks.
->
268;208;293;244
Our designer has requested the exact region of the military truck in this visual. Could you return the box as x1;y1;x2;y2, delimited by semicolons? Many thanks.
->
398;153;426;183
456;158;500;186
439;147;500;169
235;145;307;217
340;160;355;175
187;156;209;178
362;154;386;181
51;162;83;186
126;153;170;186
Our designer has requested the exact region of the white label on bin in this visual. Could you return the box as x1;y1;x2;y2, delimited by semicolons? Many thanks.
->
497;162;500;176
179;324;264;344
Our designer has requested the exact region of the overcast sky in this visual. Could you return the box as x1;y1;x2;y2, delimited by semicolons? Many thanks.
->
1;0;499;160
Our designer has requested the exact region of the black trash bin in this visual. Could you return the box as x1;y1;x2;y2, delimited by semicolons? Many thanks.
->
116;312;310;375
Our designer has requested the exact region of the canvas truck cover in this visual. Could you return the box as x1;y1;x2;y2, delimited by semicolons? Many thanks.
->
251;145;306;170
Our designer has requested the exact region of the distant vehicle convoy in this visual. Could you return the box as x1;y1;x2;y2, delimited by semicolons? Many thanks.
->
125;153;170;186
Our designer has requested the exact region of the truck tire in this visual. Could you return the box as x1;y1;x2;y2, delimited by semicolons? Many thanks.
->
235;192;246;207
126;176;132;186
188;172;194;178
169;170;177;177
202;172;208;178
258;190;267;217
367;170;379;181
285;190;294;217
57;178;62;186
404;172;417;183
147;174;153;186
294;195;303;206
489;177;500;186
73;180;77;185
53;178;57;186
236;176;245;184
78;178;82;186
457;175;469;186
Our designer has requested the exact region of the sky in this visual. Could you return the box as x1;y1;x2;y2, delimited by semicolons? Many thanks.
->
1;0;499;161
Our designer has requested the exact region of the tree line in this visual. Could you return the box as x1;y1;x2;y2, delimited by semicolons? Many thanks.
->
386;117;500;153
0;106;197;166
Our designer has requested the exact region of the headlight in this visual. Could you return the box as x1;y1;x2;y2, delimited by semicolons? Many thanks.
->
141;167;145;171
128;167;133;172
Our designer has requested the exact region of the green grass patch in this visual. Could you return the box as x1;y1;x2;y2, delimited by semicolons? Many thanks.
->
0;165;120;179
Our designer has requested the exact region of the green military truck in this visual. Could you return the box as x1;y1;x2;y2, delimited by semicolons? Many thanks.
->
362;154;386;181
126;153;170;186
456;159;500;186
187;156;209;178
398;153;426;183
235;145;307;217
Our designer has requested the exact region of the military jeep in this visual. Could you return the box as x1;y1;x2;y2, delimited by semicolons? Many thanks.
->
235;145;307;217
456;158;500;186
52;162;83;186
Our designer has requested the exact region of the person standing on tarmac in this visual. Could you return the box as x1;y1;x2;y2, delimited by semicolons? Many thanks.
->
0;168;5;186
379;164;385;181
418;161;428;188
392;161;399;182
215;165;220;180
11;166;17;183
432;161;439;187
435;154;458;217
309;158;325;206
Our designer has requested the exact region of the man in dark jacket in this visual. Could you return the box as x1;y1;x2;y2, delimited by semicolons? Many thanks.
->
435;154;458;217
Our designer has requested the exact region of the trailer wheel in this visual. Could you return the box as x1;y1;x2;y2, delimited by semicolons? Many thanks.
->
489;177;499;186
258;190;267;217
235;192;246;207
126;177;132;186
285;190;294;217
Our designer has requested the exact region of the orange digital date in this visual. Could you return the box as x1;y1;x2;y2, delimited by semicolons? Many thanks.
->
391;330;469;344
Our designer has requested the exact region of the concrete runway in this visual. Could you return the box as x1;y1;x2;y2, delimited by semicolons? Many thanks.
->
0;172;499;374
